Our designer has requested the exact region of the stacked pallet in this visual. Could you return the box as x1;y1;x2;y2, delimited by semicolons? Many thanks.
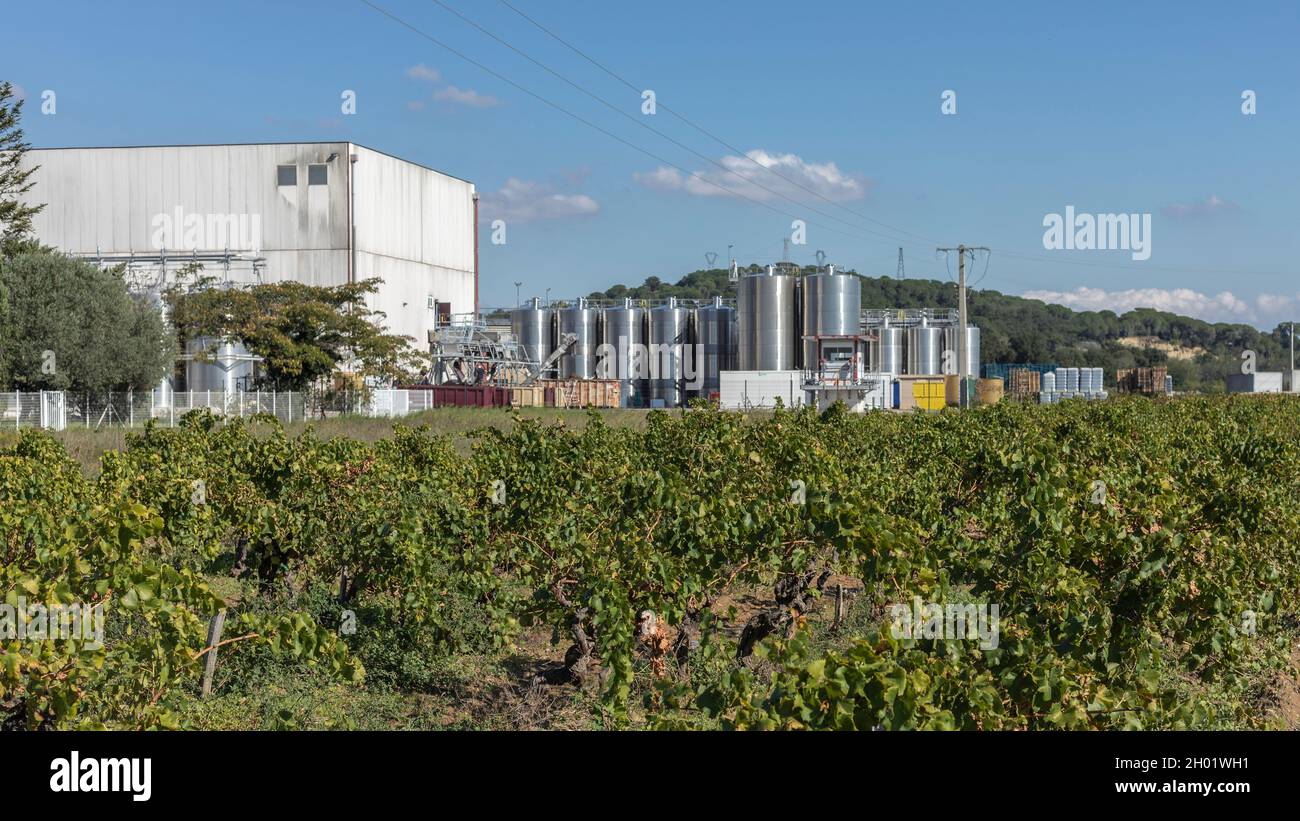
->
1007;368;1041;400
539;379;622;408
1116;367;1169;396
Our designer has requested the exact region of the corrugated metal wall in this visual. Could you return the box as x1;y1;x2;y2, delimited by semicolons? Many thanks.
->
351;145;476;343
25;143;350;263
20;142;476;346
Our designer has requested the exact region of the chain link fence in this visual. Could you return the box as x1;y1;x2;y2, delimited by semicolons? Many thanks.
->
1;388;456;430
1;390;307;431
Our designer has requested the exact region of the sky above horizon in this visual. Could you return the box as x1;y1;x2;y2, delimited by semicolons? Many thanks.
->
5;0;1299;328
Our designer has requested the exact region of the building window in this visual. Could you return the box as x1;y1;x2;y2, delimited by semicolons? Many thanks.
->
308;164;328;185
277;165;297;186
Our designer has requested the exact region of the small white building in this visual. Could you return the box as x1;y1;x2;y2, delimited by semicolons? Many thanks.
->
1227;372;1284;394
20;142;478;346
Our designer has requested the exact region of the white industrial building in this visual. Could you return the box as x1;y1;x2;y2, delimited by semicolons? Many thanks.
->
20;142;478;347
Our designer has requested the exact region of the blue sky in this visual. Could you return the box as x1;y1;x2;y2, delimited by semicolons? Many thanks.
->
6;0;1299;327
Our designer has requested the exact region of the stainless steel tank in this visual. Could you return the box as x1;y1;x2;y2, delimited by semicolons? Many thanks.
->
877;320;904;375
693;296;735;398
737;267;797;371
185;337;256;392
558;298;599;380
648;298;692;406
906;321;943;375
942;325;980;377
800;269;861;369
600;298;646;407
511;297;553;369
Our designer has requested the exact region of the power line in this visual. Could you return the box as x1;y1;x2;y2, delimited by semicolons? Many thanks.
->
494;0;941;247
360;0;934;252
366;1;1292;284
495;0;1294;281
426;0;926;247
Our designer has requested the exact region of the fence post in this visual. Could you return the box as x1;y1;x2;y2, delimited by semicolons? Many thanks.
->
128;387;133;428
14;391;19;430
200;609;227;698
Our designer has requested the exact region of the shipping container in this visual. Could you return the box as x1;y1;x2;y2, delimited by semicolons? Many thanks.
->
718;370;805;410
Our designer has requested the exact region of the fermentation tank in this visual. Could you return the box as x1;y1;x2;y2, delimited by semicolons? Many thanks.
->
942;325;981;377
737;267;797;371
600;298;646;407
510;297;553;370
648;298;692;406
876;319;904;375
693;297;735;398
906;320;943;375
185;337;256;392
800;268;861;369
557;298;599;380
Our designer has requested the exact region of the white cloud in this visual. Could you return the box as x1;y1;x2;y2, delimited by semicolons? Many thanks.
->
432;85;500;108
1162;195;1236;219
406;64;441;82
1022;286;1300;327
406;100;426;112
635;149;869;202
480;178;599;224
10;84;26;101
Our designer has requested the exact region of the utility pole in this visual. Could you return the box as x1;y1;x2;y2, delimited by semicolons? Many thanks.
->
936;245;988;408
514;281;522;307
897;247;905;280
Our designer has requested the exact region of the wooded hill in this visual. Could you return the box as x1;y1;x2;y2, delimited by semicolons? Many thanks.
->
584;265;1294;392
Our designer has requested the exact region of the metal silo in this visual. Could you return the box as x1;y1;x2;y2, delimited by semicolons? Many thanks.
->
801;268;861;368
737;266;797;371
943;324;981;378
693;296;736;398
558;298;599;379
511;297;553;369
648;297;692;406
877;319;904;375
185;337;256;392
906;320;943;375
601;298;646;407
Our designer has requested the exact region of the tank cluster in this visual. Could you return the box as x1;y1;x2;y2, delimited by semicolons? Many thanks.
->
512;265;980;408
735;265;979;376
510;295;737;408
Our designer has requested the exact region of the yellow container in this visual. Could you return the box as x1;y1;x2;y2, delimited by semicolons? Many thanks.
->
912;379;945;411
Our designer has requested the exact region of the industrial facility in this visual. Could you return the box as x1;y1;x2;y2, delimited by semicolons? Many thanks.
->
484;263;984;411
19;142;479;391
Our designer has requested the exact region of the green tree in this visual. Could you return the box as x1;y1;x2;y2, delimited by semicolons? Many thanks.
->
164;275;428;391
0;81;43;253
0;252;173;392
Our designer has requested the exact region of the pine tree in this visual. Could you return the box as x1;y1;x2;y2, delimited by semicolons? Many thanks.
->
0;81;44;253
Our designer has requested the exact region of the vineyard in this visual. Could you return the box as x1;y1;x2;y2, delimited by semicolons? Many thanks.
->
3;396;1298;730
